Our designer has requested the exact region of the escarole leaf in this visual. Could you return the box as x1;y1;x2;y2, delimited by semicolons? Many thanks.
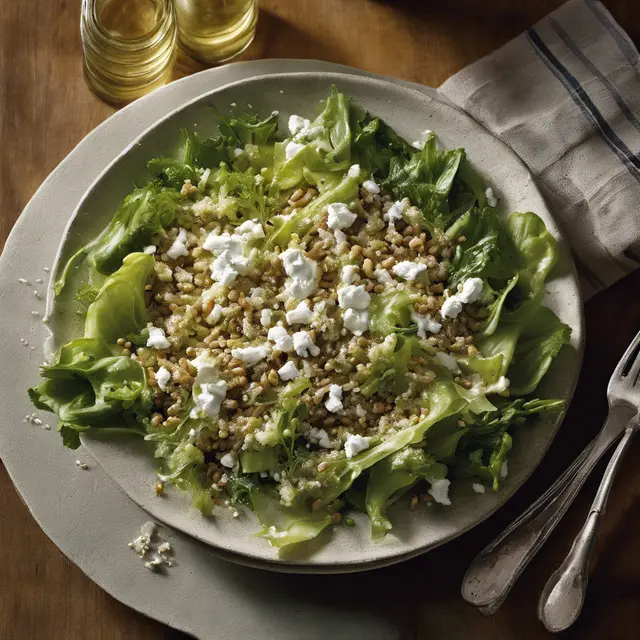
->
28;338;150;447
507;306;571;396
366;447;447;538
156;441;213;514
358;335;413;398
250;488;332;550
382;132;466;234
266;167;361;247
350;106;414;177
454;397;564;490
502;212;559;320
369;290;421;338
271;87;352;192
85;252;154;344
55;184;178;294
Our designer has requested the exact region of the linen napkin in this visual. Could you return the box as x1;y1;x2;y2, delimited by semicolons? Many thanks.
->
439;0;640;300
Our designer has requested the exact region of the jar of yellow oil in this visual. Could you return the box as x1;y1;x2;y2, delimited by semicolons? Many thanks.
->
81;0;177;105
175;0;258;65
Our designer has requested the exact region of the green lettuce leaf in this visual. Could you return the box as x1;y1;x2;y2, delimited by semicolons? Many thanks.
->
369;290;420;338
382;132;466;233
358;335;412;398
250;487;332;550
28;338;150;447
85;252;154;344
266;167;361;247
365;447;447;538
507;306;571;396
55;184;178;293
350;107;414;177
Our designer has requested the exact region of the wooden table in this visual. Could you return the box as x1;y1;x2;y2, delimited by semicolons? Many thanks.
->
2;1;640;638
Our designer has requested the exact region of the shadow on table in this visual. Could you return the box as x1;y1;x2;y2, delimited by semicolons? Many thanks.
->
174;8;351;81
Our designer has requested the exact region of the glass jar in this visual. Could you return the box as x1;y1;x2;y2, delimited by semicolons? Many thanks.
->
175;0;258;65
81;0;177;105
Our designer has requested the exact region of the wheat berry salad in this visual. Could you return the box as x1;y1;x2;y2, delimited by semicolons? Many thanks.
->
29;88;571;551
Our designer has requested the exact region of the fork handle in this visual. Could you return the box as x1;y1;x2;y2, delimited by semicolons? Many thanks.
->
537;426;636;632
461;405;636;611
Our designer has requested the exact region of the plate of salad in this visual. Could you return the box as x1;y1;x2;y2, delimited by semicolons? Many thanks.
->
30;73;582;570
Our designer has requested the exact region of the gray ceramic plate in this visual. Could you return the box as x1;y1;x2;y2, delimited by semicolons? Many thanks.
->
45;71;583;571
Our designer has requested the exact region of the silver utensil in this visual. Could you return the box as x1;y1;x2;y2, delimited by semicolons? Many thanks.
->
462;329;640;617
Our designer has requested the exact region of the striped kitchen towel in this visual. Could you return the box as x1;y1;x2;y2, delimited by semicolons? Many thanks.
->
439;0;640;300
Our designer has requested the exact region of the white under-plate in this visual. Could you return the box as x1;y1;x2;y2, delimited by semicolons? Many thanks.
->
43;71;584;571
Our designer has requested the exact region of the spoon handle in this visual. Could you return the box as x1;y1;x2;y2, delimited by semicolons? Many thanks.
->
537;427;636;633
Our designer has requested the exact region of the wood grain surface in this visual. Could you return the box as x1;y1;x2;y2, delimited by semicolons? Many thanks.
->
2;1;640;638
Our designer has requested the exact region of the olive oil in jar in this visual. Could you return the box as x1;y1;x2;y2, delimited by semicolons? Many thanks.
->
175;0;258;65
81;0;177;105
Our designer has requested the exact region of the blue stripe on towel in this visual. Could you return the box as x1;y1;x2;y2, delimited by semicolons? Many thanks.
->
585;0;638;67
527;28;640;182
549;18;640;136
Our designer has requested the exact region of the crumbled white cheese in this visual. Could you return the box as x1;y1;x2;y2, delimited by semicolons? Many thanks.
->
309;427;333;449
435;351;461;374
286;301;314;325
485;376;510;394
501;461;509;479
355;405;367;418
374;267;393;284
285;141;305;160
190;356;227;419
203;231;244;254
411;129;433;150
220;452;237;469
440;296;464;319
233;147;244;157
343;309;369;336
268;325;294;352
327;203;357;231
459;277;484;304
344;434;370;458
429;478;451;505
260;308;273;327
325;384;343;413
231;345;268;366
337;284;370;310
485;187;498;208
192;381;227;418
293;330;320;357
211;250;249;286
235;219;265;240
143;245;156;255
347;164;361;178
155;366;171;391
392;261;427;281
278;361;300;381
472;483;486;494
362;178;380;194
288;114;311;135
206;303;225;325
157;542;171;554
146;325;171;349
166;228;189;260
341;265;358;284
384;200;406;224
279;248;318;299
334;229;347;245
440;277;484;319
128;522;156;557
412;312;442;338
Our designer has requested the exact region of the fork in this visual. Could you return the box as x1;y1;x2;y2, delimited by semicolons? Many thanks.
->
461;329;640;619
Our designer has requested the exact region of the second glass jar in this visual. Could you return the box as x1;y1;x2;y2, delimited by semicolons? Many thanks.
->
175;0;258;65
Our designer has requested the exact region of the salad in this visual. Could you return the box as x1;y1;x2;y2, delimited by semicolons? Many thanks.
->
29;88;570;551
